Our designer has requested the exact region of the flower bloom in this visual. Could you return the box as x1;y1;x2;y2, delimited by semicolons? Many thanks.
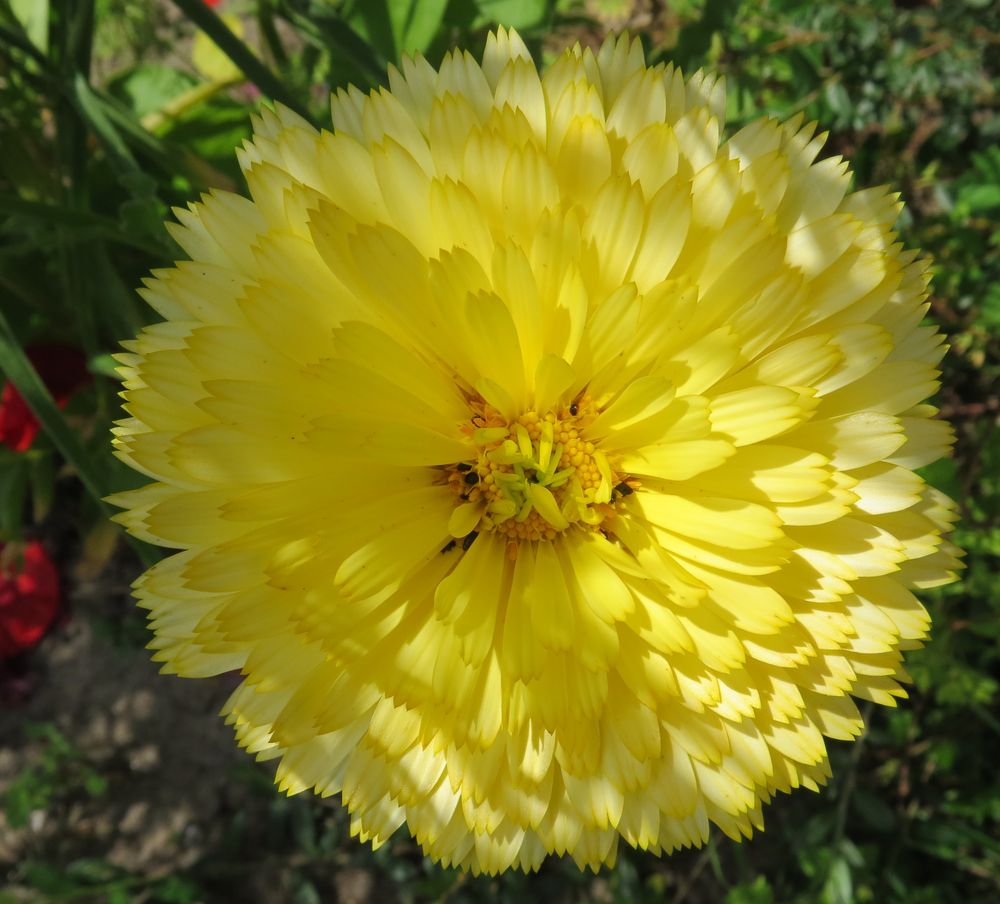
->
110;30;960;873
0;541;61;659
0;345;90;452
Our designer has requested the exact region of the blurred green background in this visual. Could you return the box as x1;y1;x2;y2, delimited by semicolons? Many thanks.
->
0;0;997;902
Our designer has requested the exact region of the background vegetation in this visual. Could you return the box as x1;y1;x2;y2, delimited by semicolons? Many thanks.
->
0;0;997;901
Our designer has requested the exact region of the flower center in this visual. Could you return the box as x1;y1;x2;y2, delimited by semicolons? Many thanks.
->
445;397;634;551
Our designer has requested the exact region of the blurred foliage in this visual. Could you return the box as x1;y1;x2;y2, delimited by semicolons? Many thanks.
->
3;723;107;831
0;0;998;902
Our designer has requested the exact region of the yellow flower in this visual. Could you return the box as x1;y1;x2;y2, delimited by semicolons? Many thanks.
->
110;29;960;874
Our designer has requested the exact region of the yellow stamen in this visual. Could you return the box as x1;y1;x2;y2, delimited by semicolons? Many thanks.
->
446;395;626;545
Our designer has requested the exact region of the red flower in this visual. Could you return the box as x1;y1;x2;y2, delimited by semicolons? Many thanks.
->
0;345;90;452
0;541;61;659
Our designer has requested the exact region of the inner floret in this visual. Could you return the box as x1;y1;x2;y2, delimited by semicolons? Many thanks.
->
445;397;634;548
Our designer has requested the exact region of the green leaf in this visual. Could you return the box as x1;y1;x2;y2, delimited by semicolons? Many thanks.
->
21;862;77;895
471;0;551;30
8;0;47;52
726;876;774;904
65;858;122;883
287;5;387;88
852;788;897;833
823;80;852;125
0;309;159;567
290;876;322;904
957;184;1000;215
661;0;740;69
289;797;317;856
349;0;451;58
169;0;315;123
193;12;246;81
158;96;252;176
153;875;202;903
71;73;140;171
919;458;961;501
396;0;450;55
821;858;853;904
609;855;639;902
106;63;198;118
3;779;36;829
89;354;123;380
348;0;397;63
0;449;29;535
83;772;109;797
0;193;169;256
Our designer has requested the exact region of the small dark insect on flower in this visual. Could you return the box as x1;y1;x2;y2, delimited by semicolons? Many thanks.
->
614;482;634;497
440;539;457;554
569;403;579;416
464;472;480;485
462;531;478;551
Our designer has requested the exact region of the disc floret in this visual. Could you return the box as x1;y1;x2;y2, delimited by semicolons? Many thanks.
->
446;397;629;546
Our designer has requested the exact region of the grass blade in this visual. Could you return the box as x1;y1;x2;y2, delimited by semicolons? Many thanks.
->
0;194;172;257
170;0;315;123
0;306;160;567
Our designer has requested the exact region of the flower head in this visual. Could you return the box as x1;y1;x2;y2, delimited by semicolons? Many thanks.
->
0;345;90;453
0;541;61;659
110;30;960;873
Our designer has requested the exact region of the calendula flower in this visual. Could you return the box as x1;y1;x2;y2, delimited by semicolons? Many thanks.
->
0;345;90;453
0;541;61;659
110;29;960;874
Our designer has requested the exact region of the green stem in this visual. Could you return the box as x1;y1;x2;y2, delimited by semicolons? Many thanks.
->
0;194;171;256
67;0;94;77
141;74;243;133
832;701;875;848
257;0;289;69
169;0;314;123
0;308;160;568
